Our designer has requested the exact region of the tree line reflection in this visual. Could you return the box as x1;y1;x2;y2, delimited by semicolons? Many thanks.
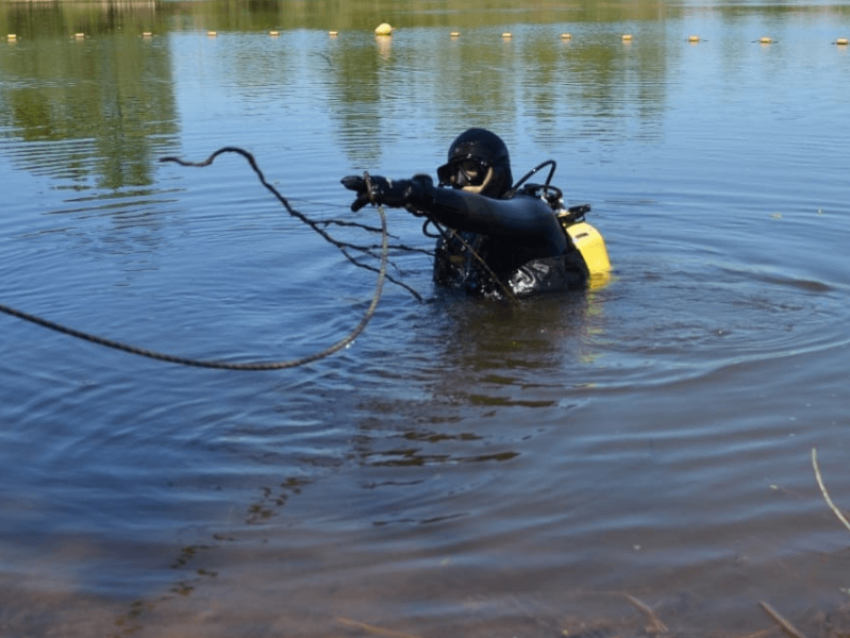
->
2;0;847;185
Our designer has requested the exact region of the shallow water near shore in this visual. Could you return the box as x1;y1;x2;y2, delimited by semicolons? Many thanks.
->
2;1;850;636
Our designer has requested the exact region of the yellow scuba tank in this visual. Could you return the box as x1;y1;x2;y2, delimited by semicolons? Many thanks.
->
512;161;611;289
555;203;611;289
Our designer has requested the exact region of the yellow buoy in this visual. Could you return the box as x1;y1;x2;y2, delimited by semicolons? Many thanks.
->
688;35;700;43
622;34;633;42
374;23;393;36
836;38;849;46
7;34;17;42
142;32;152;38
269;30;280;37
328;31;338;37
501;32;512;39
450;31;460;38
561;33;572;40
759;36;772;44
75;32;85;39
207;30;217;37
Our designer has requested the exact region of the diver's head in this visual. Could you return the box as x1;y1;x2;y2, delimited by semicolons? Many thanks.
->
437;128;513;198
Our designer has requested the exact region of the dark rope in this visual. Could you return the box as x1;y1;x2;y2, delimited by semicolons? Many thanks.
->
0;154;391;370
0;207;387;370
160;148;423;302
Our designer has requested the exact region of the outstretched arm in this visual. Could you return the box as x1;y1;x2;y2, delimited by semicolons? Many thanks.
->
342;174;565;242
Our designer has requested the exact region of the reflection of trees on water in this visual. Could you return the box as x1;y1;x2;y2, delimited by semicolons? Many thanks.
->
215;33;295;100
0;3;177;189
5;0;850;177
0;22;178;191
0;0;158;40
167;0;682;32
321;35;391;166
0;0;687;178
320;27;672;166
429;36;520;140
556;32;671;147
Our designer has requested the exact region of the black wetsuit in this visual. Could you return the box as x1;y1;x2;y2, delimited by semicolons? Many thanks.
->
405;177;588;298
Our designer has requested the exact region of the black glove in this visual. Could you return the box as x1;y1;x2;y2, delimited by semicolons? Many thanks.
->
341;174;430;212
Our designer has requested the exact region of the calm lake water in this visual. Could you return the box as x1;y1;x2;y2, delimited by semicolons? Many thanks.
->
2;1;850;636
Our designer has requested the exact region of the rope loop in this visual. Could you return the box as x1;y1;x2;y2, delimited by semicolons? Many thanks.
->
1;148;391;370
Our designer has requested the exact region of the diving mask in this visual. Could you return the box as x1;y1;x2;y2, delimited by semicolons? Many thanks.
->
437;154;492;189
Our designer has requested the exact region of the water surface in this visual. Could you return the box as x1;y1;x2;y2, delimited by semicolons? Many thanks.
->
2;1;850;636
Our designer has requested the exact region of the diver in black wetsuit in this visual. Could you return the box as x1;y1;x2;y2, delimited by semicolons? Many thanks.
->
342;128;588;299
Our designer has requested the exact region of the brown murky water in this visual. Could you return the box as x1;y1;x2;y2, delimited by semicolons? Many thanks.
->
2;1;850;636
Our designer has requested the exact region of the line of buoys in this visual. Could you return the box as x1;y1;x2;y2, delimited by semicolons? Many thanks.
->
190;28;849;47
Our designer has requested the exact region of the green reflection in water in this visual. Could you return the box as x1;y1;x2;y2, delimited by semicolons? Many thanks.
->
2;0;848;189
0;1;161;40
151;0;684;33
0;23;178;189
1;3;174;195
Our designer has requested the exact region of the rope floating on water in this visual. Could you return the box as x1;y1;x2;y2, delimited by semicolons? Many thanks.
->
162;147;422;301
1;149;393;370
